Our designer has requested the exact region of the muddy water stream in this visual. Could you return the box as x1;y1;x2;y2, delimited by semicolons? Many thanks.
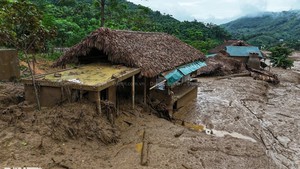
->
173;62;300;169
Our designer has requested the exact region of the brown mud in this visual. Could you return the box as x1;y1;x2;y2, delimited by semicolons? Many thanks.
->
0;55;299;169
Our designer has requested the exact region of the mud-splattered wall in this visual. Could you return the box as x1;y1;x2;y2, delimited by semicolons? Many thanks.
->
0;49;20;81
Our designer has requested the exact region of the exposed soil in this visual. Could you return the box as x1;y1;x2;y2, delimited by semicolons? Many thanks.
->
20;57;63;77
0;55;299;169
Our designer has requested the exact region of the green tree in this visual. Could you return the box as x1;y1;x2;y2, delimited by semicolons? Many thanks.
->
29;0;230;51
269;46;294;69
0;0;55;51
0;0;55;110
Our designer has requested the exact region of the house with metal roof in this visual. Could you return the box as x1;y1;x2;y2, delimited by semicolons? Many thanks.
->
225;46;263;69
208;40;249;54
226;46;263;58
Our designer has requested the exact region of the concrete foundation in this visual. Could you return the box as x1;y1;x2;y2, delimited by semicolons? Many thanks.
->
175;87;197;109
0;49;20;81
150;85;198;114
25;85;120;108
25;85;63;107
25;84;120;108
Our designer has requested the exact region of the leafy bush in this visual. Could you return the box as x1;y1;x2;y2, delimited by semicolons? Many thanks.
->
44;52;63;61
269;46;294;69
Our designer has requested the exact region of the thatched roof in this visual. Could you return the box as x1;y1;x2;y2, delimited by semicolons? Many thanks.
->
53;28;205;78
208;40;249;54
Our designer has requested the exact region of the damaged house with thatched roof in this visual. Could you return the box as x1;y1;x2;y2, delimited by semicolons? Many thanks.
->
23;28;206;116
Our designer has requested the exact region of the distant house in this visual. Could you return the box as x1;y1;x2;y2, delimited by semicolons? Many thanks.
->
208;40;249;54
225;46;263;69
225;46;263;60
23;28;206;116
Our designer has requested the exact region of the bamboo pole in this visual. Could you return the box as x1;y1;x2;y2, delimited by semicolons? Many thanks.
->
149;80;167;90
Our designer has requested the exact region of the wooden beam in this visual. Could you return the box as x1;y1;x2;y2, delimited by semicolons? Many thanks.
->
149;80;167;90
79;90;83;100
143;77;147;104
132;75;135;109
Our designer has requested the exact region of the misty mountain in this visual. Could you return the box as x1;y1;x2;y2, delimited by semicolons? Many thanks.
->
222;10;300;48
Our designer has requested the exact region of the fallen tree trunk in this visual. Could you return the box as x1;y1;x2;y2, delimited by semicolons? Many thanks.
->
216;72;251;80
250;72;280;84
248;68;280;84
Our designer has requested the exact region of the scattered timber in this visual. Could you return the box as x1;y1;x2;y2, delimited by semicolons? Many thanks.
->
141;129;149;166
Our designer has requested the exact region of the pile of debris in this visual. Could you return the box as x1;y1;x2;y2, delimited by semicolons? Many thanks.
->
0;82;24;109
197;52;246;76
0;100;120;145
248;68;280;84
197;52;279;84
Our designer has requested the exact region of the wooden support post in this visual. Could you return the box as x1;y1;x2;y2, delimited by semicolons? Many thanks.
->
96;91;102;115
108;85;117;104
143;77;147;104
79;90;83;100
132;75;135;109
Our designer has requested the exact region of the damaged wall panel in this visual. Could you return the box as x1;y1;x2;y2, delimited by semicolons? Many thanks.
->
176;87;197;109
0;49;20;81
25;84;63;107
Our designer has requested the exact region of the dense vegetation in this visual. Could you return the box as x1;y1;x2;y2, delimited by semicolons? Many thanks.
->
0;0;231;55
269;46;294;69
222;10;300;50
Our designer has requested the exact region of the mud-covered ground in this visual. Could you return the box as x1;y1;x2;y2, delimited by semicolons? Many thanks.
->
175;68;299;169
0;56;299;169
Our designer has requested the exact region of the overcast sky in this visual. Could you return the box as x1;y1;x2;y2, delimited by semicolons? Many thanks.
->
128;0;300;24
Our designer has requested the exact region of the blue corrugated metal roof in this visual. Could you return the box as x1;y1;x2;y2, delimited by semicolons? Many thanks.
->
178;61;207;76
226;46;263;58
163;61;207;86
164;69;183;86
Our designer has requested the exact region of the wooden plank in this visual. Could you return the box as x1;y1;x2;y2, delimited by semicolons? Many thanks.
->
149;80;167;90
141;129;149;166
143;77;147;104
96;91;102;115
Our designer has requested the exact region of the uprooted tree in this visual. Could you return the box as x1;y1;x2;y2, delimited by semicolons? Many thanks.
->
269;46;294;69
